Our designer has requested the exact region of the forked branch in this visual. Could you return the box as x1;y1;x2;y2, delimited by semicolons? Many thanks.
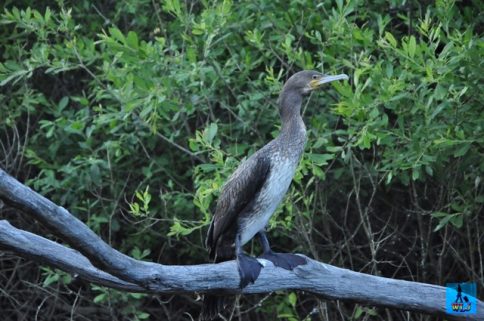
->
0;169;482;320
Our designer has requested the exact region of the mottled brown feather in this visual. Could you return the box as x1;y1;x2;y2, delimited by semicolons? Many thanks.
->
205;154;271;261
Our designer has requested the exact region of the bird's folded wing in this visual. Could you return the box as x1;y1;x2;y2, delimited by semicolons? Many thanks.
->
206;155;271;251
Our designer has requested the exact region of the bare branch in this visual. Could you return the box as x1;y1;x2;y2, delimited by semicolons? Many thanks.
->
0;168;152;286
0;168;482;320
0;220;144;292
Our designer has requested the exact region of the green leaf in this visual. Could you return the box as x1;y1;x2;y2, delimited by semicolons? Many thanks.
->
0;68;30;86
412;167;420;181
433;215;452;232
385;171;393;185
326;146;343;152
130;293;144;299
204;122;218;144
33;9;43;22
313;137;328;148
354;306;364;319
44;7;51;23
62;274;72;284
450;214;463;228
93;293;107;304
43;272;59;287
408;36;416;58
90;163;101;186
385;32;397;47
439;41;454;58
288;292;297;307
454;143;470;157
109;27;125;44
58;96;69;111
431;211;449;218
308;153;335;166
366;308;378;316
168;217;199;237
430;102;449;121
127;31;139;49
163;0;182;16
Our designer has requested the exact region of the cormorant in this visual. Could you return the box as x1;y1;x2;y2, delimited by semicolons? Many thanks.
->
201;70;349;320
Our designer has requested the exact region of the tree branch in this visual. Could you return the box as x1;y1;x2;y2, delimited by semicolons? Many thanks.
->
0;220;145;292
0;168;482;320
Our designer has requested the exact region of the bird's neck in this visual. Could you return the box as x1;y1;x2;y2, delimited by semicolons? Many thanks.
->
277;89;305;136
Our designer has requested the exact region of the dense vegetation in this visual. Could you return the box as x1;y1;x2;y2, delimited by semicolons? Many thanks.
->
0;0;482;320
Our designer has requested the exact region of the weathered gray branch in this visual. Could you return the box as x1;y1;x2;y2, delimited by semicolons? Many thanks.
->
0;220;145;292
0;168;482;320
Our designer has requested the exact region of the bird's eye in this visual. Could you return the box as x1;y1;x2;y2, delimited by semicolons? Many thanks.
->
312;75;319;79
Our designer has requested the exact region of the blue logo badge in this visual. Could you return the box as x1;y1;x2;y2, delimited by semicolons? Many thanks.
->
446;282;477;315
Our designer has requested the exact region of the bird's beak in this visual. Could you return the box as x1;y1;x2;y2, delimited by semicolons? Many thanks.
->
310;74;349;89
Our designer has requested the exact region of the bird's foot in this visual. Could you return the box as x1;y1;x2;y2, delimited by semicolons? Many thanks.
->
237;253;262;288
259;251;306;270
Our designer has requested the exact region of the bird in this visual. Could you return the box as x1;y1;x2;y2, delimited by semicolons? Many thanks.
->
200;70;349;320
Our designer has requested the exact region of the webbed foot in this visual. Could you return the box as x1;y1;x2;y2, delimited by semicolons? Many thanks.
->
259;251;306;270
237;253;262;288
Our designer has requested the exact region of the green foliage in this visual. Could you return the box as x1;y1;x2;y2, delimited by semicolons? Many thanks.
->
0;0;482;320
41;267;72;287
353;305;377;319
91;286;149;321
129;185;152;217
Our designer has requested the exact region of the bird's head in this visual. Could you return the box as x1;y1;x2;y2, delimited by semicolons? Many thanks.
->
277;70;348;120
283;70;349;96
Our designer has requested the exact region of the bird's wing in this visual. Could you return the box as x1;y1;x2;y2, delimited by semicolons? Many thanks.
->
206;154;271;254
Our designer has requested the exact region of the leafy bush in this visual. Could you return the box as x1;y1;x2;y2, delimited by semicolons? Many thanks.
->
0;0;482;320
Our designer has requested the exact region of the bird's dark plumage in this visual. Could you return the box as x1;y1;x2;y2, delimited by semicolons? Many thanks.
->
206;155;271;261
200;70;348;320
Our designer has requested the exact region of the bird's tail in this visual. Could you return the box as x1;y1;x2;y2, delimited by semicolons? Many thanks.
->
200;245;232;320
201;228;233;320
200;295;225;321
